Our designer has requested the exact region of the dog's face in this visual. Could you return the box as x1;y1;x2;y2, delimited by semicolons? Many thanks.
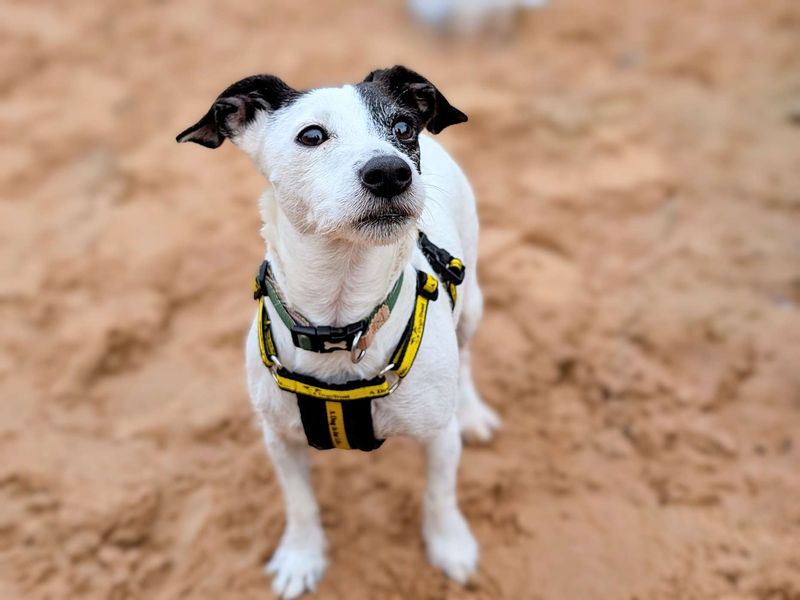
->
177;66;467;245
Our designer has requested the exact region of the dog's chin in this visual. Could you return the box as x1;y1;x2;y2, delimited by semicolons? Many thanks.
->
349;211;417;245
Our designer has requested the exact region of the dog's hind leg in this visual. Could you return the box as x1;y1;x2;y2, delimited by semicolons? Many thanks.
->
262;428;327;600
422;416;478;583
455;280;501;443
457;345;501;443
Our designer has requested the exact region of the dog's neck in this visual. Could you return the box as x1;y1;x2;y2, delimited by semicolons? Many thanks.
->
260;190;414;327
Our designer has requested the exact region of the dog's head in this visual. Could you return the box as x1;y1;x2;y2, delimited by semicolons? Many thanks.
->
177;66;467;245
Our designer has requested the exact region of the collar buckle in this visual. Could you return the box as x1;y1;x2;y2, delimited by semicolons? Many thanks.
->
290;320;367;354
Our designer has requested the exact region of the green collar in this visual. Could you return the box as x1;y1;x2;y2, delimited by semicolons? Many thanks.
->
253;260;404;361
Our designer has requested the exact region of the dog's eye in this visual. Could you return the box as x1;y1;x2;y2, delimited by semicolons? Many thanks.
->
296;126;328;147
393;120;415;142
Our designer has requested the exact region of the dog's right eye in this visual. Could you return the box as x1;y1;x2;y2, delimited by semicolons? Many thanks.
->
296;126;328;147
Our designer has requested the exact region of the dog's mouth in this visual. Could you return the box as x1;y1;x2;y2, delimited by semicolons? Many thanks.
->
354;205;417;228
349;190;423;243
350;206;418;244
355;211;413;227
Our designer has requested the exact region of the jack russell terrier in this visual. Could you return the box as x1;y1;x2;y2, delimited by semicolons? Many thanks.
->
178;65;500;599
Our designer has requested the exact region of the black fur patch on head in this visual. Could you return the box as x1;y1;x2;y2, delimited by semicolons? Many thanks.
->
356;84;423;169
355;65;467;170
177;75;302;148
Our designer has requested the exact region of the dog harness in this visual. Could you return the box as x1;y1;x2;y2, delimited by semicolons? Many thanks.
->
252;232;464;451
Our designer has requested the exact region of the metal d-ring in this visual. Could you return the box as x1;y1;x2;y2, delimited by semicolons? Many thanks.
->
268;355;284;384
268;354;283;369
350;330;366;364
385;370;402;394
378;363;395;376
377;363;401;393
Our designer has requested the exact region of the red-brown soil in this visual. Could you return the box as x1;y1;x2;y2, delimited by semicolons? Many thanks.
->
1;1;799;598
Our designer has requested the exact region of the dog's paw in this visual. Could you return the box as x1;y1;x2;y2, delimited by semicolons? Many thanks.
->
458;398;501;444
423;509;478;584
265;534;327;599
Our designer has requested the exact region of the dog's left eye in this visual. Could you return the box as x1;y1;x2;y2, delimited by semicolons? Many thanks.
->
393;120;415;142
297;126;328;147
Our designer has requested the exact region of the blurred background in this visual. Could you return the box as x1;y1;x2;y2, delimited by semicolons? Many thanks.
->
2;1;800;598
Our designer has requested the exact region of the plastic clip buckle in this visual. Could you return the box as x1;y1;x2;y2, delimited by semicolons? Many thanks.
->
290;321;366;353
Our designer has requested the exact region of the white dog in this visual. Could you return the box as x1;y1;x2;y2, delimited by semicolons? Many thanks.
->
178;66;500;599
409;0;548;36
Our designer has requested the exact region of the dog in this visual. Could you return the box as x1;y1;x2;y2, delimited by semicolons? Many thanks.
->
177;65;500;599
409;0;548;36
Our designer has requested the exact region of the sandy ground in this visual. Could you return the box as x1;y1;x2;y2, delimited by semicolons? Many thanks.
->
2;1;800;598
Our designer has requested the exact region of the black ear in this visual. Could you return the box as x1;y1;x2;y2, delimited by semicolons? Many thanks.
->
363;65;467;134
176;75;299;148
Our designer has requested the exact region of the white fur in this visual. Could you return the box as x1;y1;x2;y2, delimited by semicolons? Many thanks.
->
233;85;499;599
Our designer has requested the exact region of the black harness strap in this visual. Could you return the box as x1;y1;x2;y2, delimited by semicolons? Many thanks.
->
418;231;465;309
297;396;381;451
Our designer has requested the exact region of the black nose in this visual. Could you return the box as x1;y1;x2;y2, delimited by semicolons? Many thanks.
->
359;156;412;198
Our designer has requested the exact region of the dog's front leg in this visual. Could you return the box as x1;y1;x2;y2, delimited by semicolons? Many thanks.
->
262;427;327;599
422;416;478;584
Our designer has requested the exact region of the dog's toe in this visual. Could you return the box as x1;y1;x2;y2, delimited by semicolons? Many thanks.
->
265;545;285;575
265;538;327;599
424;509;478;585
459;399;501;444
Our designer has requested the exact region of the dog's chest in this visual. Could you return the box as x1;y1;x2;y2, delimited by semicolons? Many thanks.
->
246;292;459;444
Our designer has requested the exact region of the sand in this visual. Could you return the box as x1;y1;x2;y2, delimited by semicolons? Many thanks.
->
1;1;800;598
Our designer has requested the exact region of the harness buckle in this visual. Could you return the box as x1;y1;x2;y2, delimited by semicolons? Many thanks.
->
444;258;465;285
253;260;270;300
290;320;367;353
419;233;465;285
